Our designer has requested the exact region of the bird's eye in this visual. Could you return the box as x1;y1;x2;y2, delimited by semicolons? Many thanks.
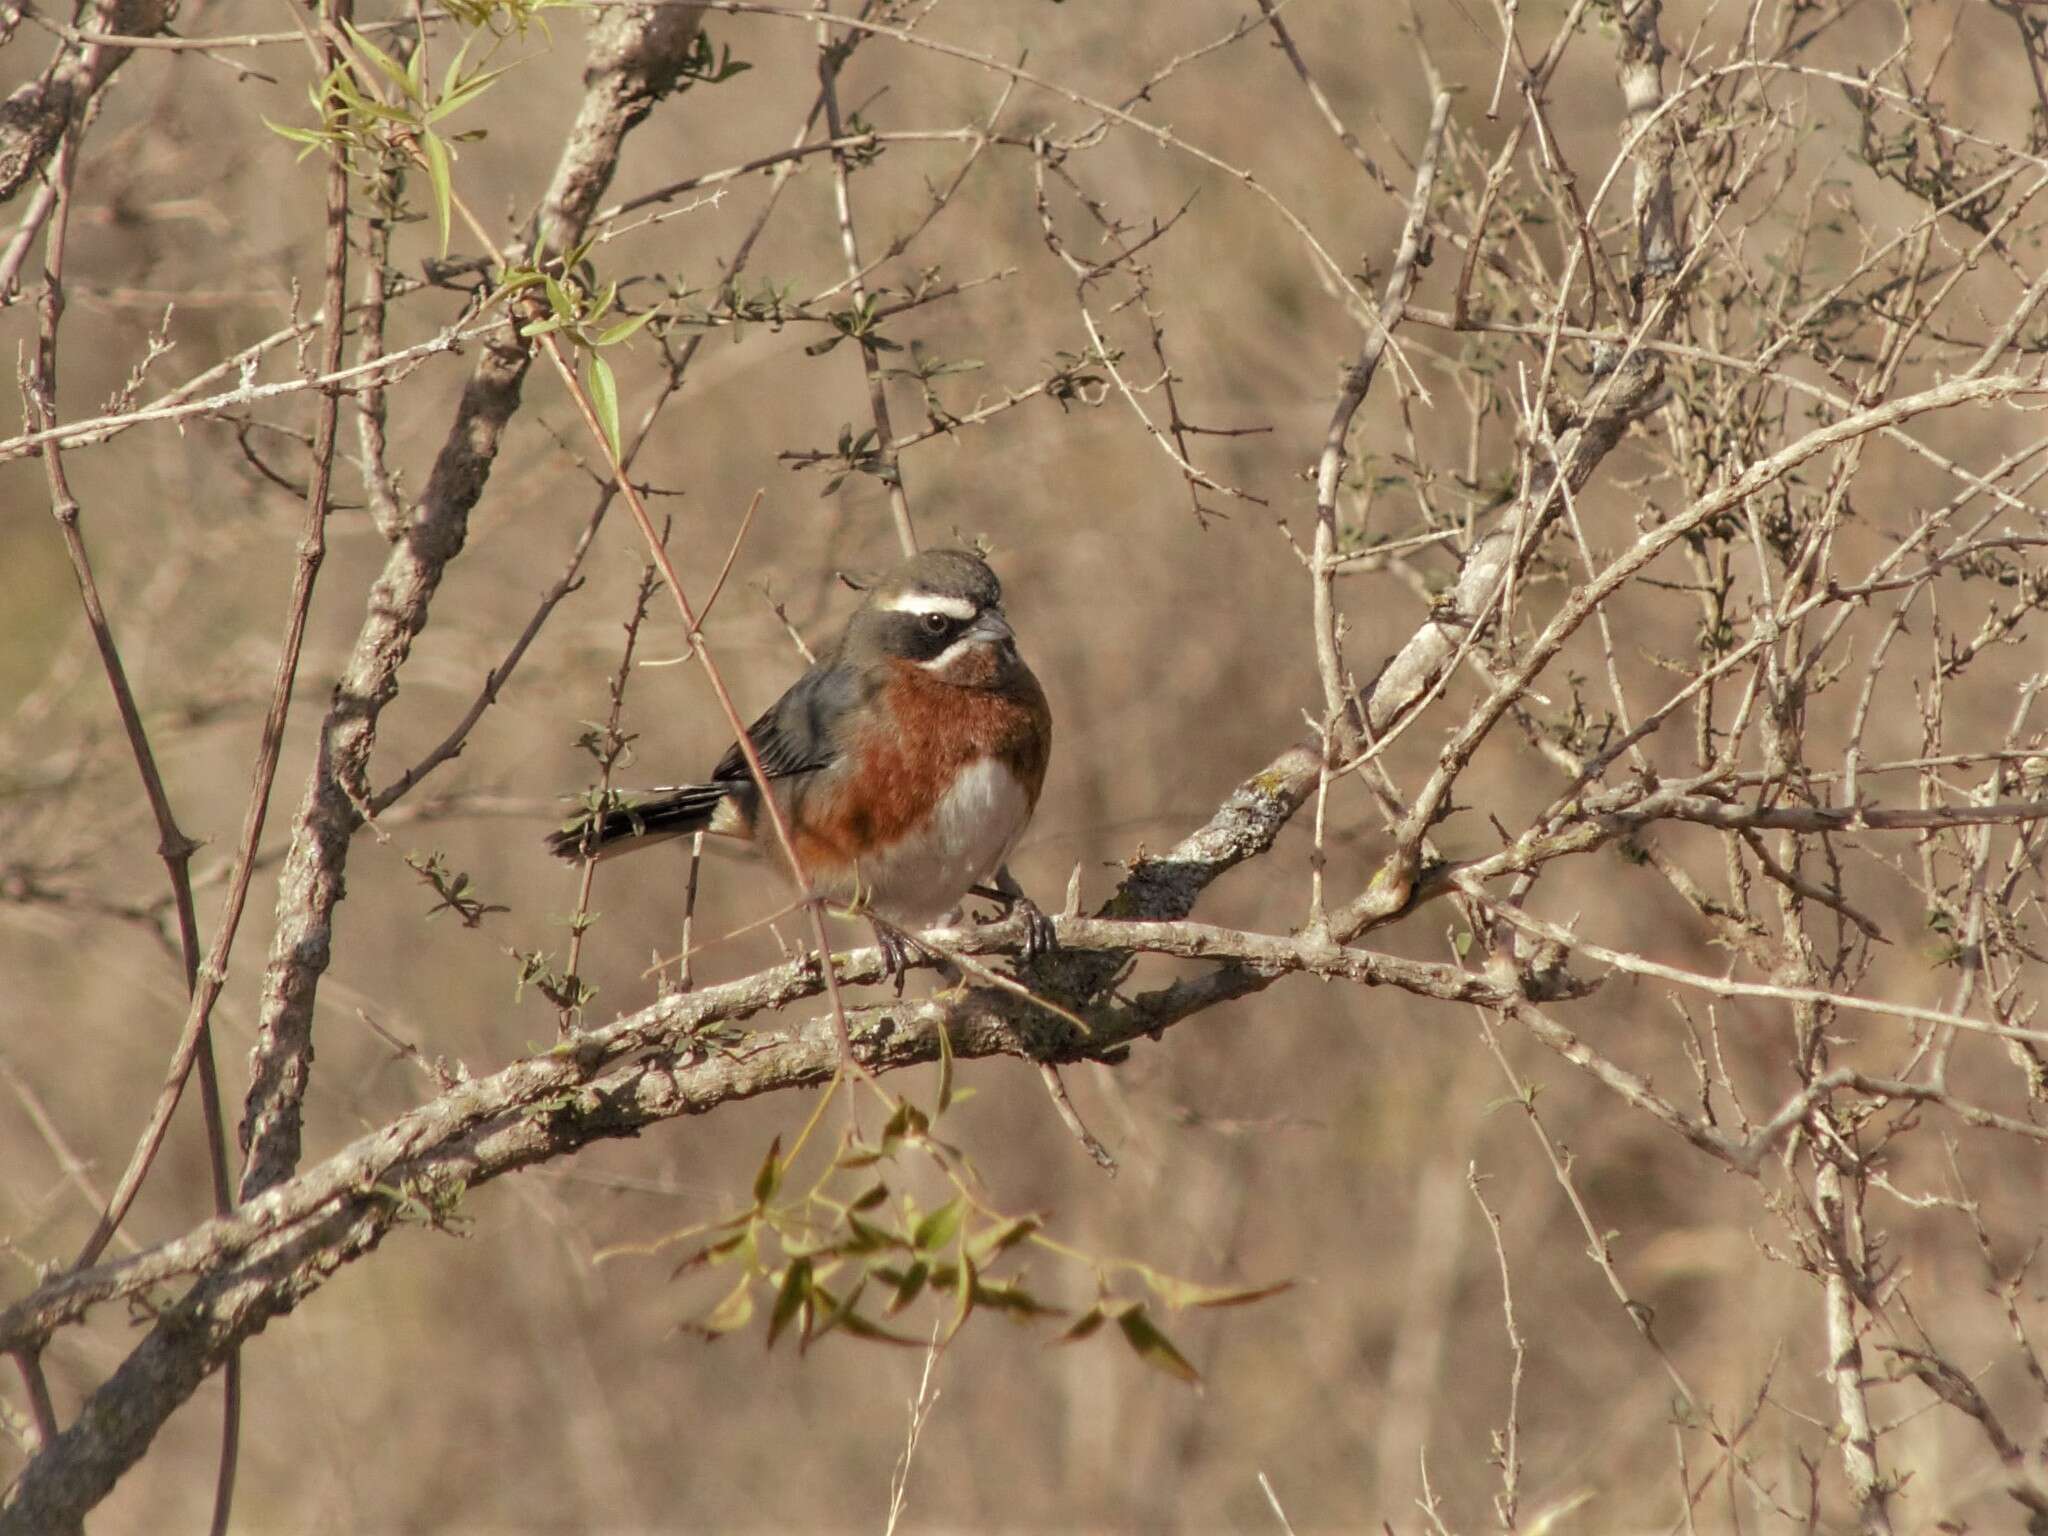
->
921;612;950;635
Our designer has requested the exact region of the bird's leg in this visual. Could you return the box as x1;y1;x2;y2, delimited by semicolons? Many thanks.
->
840;867;910;995
867;915;946;997
970;864;1056;960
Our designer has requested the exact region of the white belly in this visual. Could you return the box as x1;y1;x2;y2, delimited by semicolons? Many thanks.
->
833;758;1033;925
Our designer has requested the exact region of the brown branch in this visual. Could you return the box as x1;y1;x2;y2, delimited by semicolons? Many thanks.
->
0;0;175;211
1251;0;1395;195
21;107;246;1536
0;911;1491;1359
1815;1159;1894;1535
1309;90;1450;751
690;1;1365;308
816;1;917;558
1361;371;2045;924
235;2;711;1204
372;51;831;818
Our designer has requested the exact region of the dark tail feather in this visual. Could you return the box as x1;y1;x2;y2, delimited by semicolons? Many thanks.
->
546;784;732;862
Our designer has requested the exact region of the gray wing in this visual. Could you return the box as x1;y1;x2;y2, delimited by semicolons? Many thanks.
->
709;658;863;786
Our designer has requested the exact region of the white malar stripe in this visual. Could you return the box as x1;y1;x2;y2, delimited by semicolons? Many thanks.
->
880;590;977;619
915;634;983;672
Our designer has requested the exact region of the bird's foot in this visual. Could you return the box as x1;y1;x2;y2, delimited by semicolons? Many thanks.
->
969;879;1056;961
869;917;923;997
1013;894;1055;961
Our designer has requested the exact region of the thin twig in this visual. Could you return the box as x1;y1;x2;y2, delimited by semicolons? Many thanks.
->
817;0;917;557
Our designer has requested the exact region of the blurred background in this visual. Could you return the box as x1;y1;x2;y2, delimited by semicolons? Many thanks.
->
4;1;2047;1530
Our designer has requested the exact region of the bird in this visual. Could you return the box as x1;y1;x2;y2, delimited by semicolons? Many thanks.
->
546;547;1054;976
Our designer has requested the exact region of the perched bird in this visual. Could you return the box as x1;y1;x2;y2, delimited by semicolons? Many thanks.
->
547;548;1054;973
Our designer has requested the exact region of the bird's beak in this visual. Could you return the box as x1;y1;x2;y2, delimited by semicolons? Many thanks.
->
969;606;1014;645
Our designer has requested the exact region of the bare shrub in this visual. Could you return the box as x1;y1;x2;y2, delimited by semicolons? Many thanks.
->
4;1;2048;1530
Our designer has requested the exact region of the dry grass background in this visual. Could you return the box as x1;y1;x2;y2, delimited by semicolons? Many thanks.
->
4;0;2047;1530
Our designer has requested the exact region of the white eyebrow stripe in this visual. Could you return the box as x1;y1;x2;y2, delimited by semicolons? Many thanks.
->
881;591;977;619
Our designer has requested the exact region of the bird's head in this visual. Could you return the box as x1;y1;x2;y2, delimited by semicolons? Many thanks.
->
842;547;1021;686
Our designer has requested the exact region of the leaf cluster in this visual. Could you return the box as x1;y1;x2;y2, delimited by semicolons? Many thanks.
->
404;848;509;928
606;1042;1288;1385
266;20;522;257
496;250;656;459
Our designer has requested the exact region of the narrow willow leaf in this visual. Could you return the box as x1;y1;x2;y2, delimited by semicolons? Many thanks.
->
884;1260;929;1314
419;131;453;259
833;1310;926;1346
1117;1304;1202;1386
911;1197;964;1254
751;1134;783;1205
1055;1305;1108;1344
944;1252;976;1343
262;118;332;149
699;1277;755;1335
935;1017;955;1115
585;352;622;462
767;1257;812;1349
342;21;413;96
1140;1270;1296;1311
968;1278;1061;1319
965;1215;1040;1264
596;309;657;347
807;1275;869;1347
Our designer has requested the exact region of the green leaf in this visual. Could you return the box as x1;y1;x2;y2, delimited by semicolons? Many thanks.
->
427;72;502;121
262;118;333;148
752;1135;783;1205
912;1198;965;1254
832;1309;925;1346
767;1257;812;1349
935;1017;955;1115
966;1215;1040;1264
699;1276;755;1335
807;1275;869;1346
596;309;657;347
1117;1304;1201;1386
429;55;519;121
1056;1305;1108;1344
884;1260;929;1314
586;352;622;462
419;130;453;259
665;1223;750;1279
1139;1271;1295;1311
842;1212;898;1255
342;21;414;97
437;24;485;99
944;1252;976;1343
968;1277;1061;1319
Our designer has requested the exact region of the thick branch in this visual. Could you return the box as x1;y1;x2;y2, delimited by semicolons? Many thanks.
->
0;0;174;210
236;3;708;1203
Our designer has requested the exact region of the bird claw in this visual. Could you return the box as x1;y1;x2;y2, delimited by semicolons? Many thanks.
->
1015;896;1056;961
871;919;917;996
970;881;1056;961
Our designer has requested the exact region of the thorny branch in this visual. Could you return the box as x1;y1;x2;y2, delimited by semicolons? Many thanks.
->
9;0;2048;1529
